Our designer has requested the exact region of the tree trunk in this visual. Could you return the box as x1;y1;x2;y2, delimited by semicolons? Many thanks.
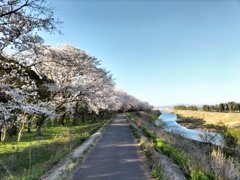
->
17;123;24;142
2;128;6;141
99;111;103;118
27;122;31;133
81;108;86;123
0;127;2;143
35;114;46;136
72;102;79;126
59;113;65;126
93;115;97;122
81;115;85;123
0;126;7;142
66;113;70;123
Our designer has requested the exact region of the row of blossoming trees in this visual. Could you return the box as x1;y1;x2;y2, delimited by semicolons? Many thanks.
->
0;0;153;142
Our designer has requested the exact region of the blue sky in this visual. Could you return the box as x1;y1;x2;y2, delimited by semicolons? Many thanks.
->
41;0;240;106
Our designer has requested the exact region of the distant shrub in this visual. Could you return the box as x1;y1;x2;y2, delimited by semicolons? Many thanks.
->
7;125;18;136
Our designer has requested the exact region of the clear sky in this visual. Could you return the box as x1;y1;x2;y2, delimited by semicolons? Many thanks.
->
40;0;240;107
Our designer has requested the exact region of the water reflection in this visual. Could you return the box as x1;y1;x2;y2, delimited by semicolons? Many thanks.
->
155;111;223;146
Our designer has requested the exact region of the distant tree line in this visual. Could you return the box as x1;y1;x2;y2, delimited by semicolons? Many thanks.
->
174;102;240;113
202;101;240;112
174;105;198;111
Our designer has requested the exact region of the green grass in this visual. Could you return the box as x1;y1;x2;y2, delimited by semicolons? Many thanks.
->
228;128;240;145
154;138;190;175
190;170;215;180
0;118;111;179
129;125;141;140
151;165;166;180
1;122;98;154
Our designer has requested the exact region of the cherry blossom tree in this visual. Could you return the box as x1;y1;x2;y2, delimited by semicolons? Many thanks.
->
15;43;116;126
0;0;62;57
0;57;54;140
113;88;153;112
0;0;61;138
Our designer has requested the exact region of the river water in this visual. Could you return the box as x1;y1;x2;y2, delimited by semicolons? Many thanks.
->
155;111;223;146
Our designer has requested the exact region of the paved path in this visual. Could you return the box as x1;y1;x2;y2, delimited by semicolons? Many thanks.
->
72;114;151;180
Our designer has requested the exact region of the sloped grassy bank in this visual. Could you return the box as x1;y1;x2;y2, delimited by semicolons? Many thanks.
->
0;116;113;180
170;110;240;147
126;111;240;180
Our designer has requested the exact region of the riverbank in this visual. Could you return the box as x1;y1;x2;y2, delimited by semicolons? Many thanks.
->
165;109;240;146
166;109;240;132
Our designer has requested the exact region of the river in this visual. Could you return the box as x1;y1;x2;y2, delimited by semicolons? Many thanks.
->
155;111;223;146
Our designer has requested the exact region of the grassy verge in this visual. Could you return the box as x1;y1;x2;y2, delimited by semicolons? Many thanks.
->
127;111;168;179
0;117;112;180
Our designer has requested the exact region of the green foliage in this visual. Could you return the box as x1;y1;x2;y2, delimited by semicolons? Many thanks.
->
129;125;141;140
218;103;225;112
188;106;198;111
202;101;240;112
174;105;198;111
155;138;190;175
228;101;240;112
228;128;240;145
152;165;165;180
202;105;210;111
141;126;152;138
174;105;187;110
7;125;18;136
190;170;215;180
223;130;238;148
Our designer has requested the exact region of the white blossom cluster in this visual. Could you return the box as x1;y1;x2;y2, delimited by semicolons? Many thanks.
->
0;0;61;55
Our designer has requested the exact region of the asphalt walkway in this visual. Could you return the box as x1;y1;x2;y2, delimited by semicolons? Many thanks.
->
72;114;151;180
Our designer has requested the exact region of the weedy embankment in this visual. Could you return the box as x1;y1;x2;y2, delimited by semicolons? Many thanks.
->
127;110;240;180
